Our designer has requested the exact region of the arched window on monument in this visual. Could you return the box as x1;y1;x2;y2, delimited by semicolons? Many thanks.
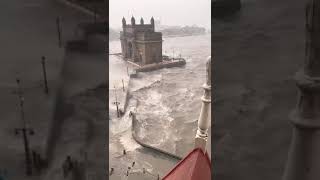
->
128;42;133;59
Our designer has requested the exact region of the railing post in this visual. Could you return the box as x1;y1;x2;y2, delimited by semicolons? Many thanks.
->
194;56;211;152
282;1;320;179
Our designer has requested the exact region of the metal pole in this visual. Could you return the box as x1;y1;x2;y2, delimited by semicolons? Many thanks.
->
16;78;25;126
15;78;34;176
22;128;32;175
127;66;129;76
41;56;49;94
194;56;211;152
122;79;125;92
113;85;120;117
56;17;61;47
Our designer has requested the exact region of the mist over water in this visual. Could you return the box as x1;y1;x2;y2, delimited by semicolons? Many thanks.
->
109;0;211;29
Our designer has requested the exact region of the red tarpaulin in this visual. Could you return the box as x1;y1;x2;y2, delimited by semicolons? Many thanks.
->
163;148;211;180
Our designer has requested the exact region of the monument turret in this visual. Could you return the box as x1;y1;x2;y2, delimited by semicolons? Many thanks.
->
122;17;126;27
131;16;135;25
120;16;162;65
151;17;155;27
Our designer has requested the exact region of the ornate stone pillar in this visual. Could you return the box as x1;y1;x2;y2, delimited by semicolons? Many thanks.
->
282;1;320;179
195;56;211;152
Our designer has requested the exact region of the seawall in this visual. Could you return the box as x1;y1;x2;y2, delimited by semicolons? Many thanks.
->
130;111;183;161
136;60;186;73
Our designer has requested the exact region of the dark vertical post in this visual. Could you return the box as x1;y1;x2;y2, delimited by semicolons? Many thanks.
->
41;56;49;94
172;48;175;60
56;17;61;48
282;1;320;180
127;66;129;76
113;86;120;117
122;79;125;92
15;78;34;176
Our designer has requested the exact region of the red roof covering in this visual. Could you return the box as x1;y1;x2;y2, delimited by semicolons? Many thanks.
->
163;148;211;180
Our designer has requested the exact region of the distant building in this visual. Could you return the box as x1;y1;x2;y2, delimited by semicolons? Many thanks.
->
120;16;163;65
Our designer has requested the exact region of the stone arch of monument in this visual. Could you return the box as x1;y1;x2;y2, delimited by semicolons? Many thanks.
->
128;42;133;59
120;16;162;64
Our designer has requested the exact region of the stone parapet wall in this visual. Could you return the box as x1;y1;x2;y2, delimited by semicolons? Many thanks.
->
136;60;186;72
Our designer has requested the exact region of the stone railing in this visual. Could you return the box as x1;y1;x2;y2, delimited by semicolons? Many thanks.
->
194;56;211;152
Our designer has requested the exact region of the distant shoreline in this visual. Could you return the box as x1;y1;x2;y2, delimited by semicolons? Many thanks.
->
162;33;209;38
109;33;210;42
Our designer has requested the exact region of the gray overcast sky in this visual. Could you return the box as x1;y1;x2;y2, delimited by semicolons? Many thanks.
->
109;0;211;29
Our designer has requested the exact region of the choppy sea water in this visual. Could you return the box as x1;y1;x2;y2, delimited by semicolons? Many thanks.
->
109;34;211;178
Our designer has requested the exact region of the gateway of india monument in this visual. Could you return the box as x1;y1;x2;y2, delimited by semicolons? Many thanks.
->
120;16;162;65
119;16;185;72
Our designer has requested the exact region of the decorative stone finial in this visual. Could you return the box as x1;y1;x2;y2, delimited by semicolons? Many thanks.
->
140;17;144;25
122;17;126;26
131;16;135;25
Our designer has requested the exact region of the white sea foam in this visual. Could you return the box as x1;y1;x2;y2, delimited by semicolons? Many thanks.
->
110;105;136;135
119;130;141;152
109;34;210;171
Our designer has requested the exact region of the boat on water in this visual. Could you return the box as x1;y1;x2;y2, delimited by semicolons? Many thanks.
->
213;0;241;18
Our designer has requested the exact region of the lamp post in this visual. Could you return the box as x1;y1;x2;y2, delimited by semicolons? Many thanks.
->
113;85;120;118
56;17;62;47
41;56;49;94
14;78;34;176
194;56;211;152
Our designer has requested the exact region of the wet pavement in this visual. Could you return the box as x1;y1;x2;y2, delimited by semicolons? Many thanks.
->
213;0;304;179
